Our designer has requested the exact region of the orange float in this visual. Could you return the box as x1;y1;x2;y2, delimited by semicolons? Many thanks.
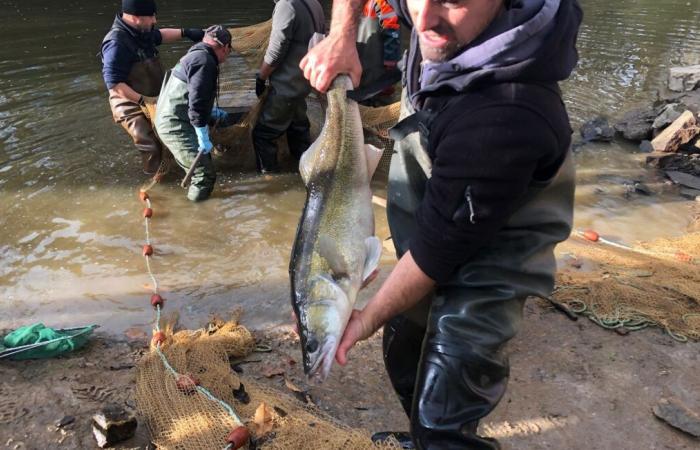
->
143;207;153;218
582;230;600;242
226;426;250;449
143;244;154;256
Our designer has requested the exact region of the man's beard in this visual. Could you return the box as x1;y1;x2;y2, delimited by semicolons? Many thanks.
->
418;38;461;63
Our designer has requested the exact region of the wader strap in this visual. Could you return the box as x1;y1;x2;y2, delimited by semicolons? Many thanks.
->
298;0;324;34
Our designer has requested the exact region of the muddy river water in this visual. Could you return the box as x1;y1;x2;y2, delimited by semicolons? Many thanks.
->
1;0;700;334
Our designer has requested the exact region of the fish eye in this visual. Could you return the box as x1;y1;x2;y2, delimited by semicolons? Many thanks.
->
306;337;319;353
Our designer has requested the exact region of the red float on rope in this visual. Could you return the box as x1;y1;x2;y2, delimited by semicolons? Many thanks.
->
152;331;166;346
226;426;250;449
139;190;149;202
143;207;153;218
150;294;164;308
582;230;600;242
143;244;154;256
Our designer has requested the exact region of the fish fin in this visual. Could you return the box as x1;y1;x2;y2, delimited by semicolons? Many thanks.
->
313;274;348;303
319;234;348;276
365;144;383;178
362;236;382;282
299;139;320;186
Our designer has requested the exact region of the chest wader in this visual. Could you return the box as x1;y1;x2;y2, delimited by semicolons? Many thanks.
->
383;89;575;450
108;48;166;175
154;67;217;202
252;0;323;174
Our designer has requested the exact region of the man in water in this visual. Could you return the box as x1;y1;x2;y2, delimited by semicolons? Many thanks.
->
154;26;232;202
252;0;325;174
100;0;205;175
300;0;582;448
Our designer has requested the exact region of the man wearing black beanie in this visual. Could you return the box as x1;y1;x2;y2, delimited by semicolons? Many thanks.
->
100;0;206;175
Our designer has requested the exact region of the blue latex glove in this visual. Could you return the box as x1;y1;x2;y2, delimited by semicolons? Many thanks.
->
211;107;228;122
194;126;213;154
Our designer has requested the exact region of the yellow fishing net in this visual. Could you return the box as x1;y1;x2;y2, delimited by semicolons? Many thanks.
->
136;315;400;449
553;232;700;341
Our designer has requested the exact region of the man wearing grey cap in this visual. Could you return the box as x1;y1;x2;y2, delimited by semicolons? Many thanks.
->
100;0;205;175
155;26;232;202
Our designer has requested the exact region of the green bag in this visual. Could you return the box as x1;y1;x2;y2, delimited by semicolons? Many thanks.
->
1;323;97;360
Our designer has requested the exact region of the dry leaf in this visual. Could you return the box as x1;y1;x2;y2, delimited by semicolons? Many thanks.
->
284;377;303;393
252;402;275;436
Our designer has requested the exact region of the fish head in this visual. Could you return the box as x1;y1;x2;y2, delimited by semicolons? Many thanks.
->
298;274;351;380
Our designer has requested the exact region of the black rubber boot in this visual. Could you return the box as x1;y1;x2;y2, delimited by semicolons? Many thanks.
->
382;315;425;417
286;117;311;162
252;122;283;173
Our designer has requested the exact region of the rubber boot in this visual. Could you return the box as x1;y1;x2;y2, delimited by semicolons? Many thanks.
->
252;122;283;173
286;117;311;163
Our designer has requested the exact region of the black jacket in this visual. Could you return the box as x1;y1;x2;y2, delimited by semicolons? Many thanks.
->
388;0;582;282
100;14;163;88
173;43;220;127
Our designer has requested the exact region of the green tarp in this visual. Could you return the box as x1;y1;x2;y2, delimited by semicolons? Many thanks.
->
1;323;97;360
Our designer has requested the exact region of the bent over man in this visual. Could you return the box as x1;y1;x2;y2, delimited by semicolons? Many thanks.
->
100;0;204;175
155;26;232;202
300;0;583;448
252;0;325;174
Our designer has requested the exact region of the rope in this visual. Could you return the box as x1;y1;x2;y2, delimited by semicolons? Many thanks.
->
139;187;244;436
552;288;689;342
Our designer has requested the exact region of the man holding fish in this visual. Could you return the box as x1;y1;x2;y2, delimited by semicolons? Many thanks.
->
296;0;583;448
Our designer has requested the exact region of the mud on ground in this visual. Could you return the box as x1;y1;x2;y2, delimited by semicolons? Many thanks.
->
1;300;698;450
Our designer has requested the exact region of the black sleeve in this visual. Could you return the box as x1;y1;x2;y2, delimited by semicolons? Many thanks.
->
409;104;561;283
184;53;217;127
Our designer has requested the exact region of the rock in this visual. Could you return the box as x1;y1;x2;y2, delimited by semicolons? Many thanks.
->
653;397;700;437
645;152;676;168
639;140;654;153
680;188;700;200
668;65;700;92
55;415;75;429
92;404;137;448
580;116;615;142
633;182;653;196
651;110;700;152
652;103;684;130
666;170;700;190
614;106;657;141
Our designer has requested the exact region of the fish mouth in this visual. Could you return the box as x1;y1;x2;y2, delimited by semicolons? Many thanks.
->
306;336;338;382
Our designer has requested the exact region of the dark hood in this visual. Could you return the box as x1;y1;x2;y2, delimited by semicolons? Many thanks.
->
396;0;582;105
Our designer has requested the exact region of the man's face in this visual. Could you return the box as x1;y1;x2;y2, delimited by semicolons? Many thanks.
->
407;0;504;62
133;14;157;32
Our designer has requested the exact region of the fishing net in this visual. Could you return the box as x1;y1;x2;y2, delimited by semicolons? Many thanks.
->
229;19;273;70
135;315;399;449
553;232;700;341
140;19;401;178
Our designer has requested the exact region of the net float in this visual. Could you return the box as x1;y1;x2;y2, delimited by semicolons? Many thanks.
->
152;331;166;346
150;294;164;309
582;230;600;242
139;190;149;202
226;426;250;449
143;244;153;256
143;208;153;218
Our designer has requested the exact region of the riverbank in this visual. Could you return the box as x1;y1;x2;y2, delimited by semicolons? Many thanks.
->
2;293;698;449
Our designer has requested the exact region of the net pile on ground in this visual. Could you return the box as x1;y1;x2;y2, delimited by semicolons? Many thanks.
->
553;232;700;342
135;316;400;449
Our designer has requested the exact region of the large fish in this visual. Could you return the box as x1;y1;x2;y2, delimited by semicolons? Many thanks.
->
290;74;383;380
